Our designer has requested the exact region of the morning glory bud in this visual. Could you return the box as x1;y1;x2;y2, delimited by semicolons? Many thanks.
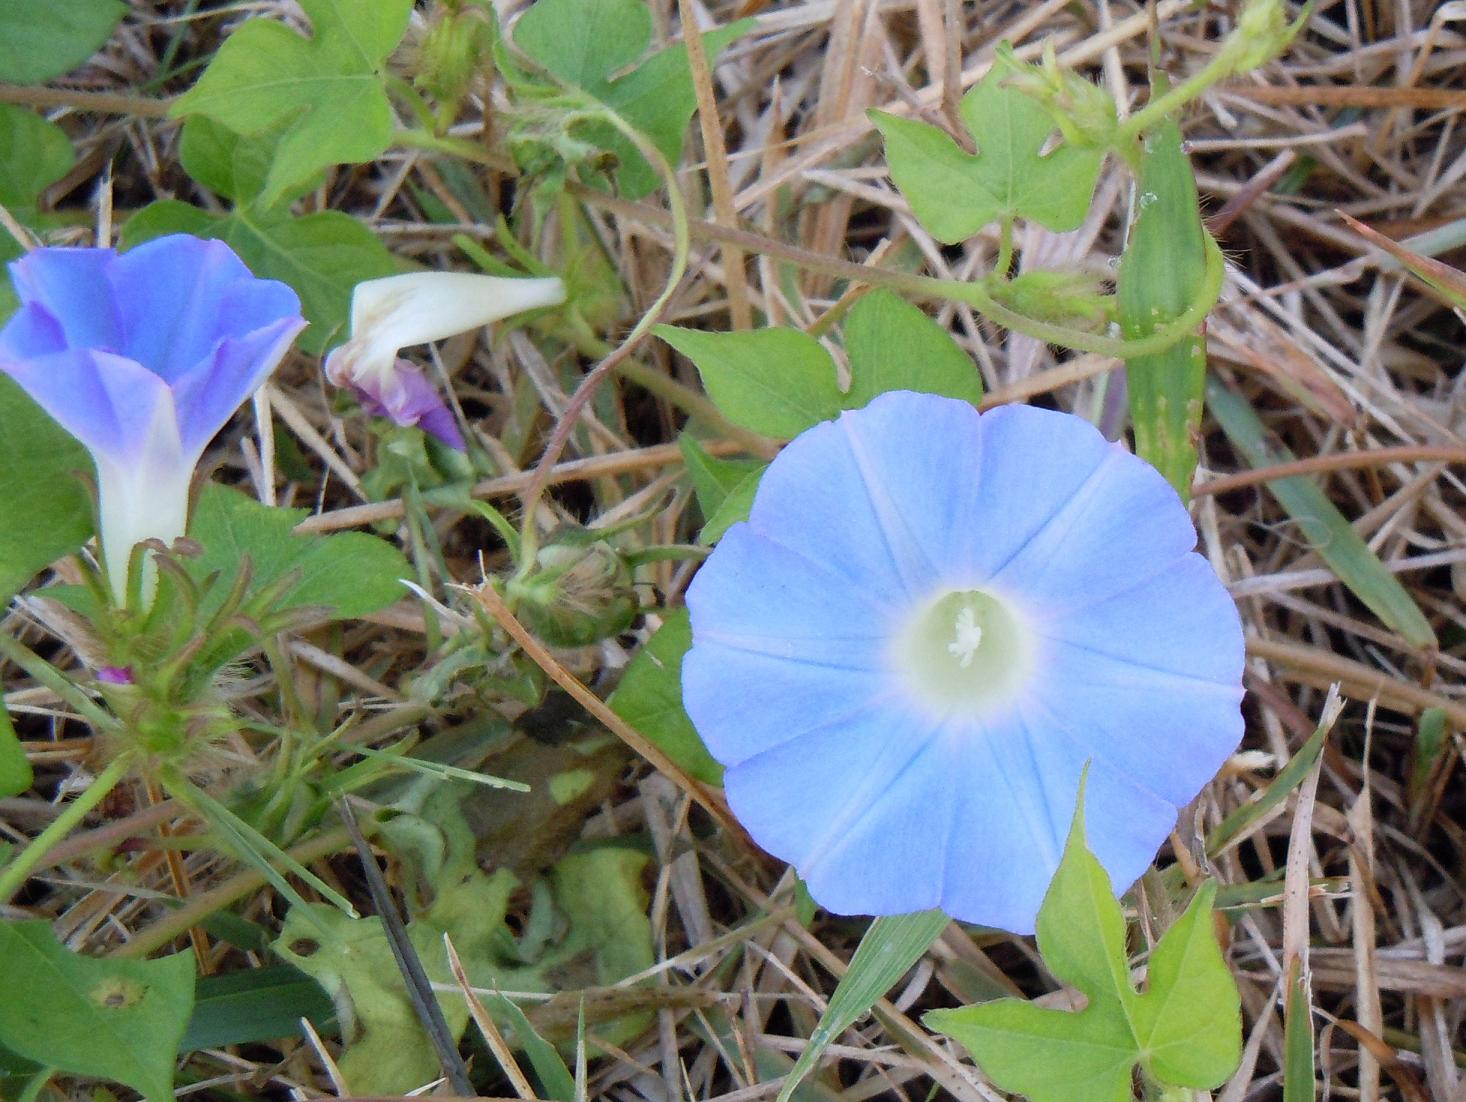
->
0;236;305;606
323;271;566;449
998;41;1118;151
1228;0;1292;70
415;0;495;123
506;531;639;648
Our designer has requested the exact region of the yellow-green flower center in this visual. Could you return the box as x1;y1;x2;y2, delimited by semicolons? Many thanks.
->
897;589;1032;712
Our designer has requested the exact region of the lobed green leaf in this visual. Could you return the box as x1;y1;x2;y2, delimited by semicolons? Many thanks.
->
171;0;412;208
512;0;752;199
185;484;410;622
0;105;75;253
609;608;723;785
0;0;124;84
655;325;843;438
925;794;1241;1102
0;696;30;798
871;65;1103;244
606;612;721;785
679;433;766;521
0;375;92;602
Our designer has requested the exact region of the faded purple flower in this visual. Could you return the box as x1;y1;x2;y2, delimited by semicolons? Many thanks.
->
0;235;304;604
347;357;467;450
324;271;565;449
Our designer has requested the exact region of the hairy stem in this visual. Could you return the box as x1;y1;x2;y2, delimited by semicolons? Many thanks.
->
0;754;132;904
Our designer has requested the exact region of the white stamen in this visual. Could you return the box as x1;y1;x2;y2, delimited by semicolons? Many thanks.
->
946;606;984;668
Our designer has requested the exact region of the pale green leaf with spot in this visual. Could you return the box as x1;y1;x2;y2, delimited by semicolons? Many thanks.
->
276;801;655;1096
0;922;194;1102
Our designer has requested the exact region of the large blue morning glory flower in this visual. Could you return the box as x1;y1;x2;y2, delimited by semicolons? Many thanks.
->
0;235;304;604
683;391;1244;933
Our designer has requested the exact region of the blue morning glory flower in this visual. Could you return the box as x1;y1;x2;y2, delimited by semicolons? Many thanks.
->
0;235;304;605
683;391;1244;933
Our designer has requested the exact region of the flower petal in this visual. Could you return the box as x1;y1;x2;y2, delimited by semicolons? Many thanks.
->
683;392;1245;932
0;348;177;465
0;303;67;359
96;443;192;605
938;714;1177;932
685;525;901;762
747;394;975;598
723;704;952;912
834;391;992;578
169;317;304;455
335;356;466;449
1024;633;1243;807
349;272;566;353
110;235;303;382
985;446;1199;614
7;248;123;351
686;524;897;662
684;644;890;766
955;403;1116;582
1037;553;1244;683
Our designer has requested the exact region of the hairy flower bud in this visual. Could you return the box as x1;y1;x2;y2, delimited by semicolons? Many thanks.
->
415;1;495;118
998;41;1118;150
1226;0;1294;70
507;536;638;648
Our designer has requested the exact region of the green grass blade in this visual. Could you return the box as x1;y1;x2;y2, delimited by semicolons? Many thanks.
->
775;909;948;1102
1118;94;1209;498
488;993;577;1102
0;696;31;798
1207;704;1334;857
182;966;336;1051
1283;959;1315;1102
1206;379;1436;648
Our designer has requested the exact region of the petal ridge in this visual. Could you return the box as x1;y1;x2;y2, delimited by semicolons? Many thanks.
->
987;446;1122;582
797;722;947;895
839;410;944;591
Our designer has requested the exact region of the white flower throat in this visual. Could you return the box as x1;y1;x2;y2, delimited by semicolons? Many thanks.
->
896;588;1032;713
